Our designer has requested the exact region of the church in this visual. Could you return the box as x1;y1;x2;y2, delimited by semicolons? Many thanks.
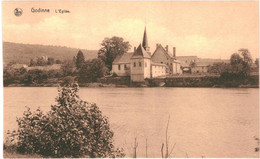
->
112;27;182;82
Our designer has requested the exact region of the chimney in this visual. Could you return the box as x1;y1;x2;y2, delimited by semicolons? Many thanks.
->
134;47;136;52
165;45;168;52
173;47;176;57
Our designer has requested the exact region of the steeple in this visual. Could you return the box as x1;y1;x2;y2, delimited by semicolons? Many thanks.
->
142;26;150;53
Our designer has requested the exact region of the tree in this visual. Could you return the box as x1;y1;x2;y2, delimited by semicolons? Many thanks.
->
37;57;47;66
29;59;36;66
47;57;55;65
98;36;131;71
78;58;107;83
230;53;243;66
61;60;75;76
15;83;125;157
230;49;253;76
255;58;259;68
239;48;252;64
76;50;85;69
208;62;231;74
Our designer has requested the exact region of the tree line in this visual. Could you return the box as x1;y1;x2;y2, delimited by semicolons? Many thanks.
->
3;36;131;86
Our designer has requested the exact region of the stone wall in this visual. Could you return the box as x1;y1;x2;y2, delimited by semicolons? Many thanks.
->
97;76;130;86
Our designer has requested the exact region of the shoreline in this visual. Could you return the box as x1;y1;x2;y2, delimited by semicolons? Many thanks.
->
4;83;259;88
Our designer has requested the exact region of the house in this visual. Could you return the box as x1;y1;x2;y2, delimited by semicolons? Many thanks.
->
112;53;133;76
151;44;181;75
190;62;210;73
112;27;181;82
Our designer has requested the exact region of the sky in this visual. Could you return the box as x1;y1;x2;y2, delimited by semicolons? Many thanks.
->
2;1;259;59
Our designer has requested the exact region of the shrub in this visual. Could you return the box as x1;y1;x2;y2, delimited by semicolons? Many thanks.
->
15;83;125;157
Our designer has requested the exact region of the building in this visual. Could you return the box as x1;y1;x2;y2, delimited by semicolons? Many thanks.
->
190;62;210;73
112;27;182;82
151;44;181;75
177;56;230;74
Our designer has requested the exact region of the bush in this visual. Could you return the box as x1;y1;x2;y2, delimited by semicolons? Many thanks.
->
15;83;125;157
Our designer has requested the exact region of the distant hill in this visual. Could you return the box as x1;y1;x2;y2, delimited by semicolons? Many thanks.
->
3;42;98;65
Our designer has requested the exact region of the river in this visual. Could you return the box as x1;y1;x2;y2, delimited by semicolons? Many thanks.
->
3;87;259;158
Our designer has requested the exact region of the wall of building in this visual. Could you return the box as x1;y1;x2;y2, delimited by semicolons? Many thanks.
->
130;58;145;82
151;65;166;78
143;59;151;79
151;51;172;74
191;66;209;73
112;63;130;76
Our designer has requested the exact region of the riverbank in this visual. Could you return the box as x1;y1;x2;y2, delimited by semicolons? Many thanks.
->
4;75;259;88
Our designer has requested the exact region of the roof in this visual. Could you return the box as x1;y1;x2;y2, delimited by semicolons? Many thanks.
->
176;56;199;62
195;62;211;67
142;27;148;49
113;52;133;64
131;44;151;59
152;44;172;59
151;62;167;67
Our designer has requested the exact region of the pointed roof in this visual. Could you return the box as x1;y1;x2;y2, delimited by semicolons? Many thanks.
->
152;44;172;59
113;52;134;64
131;44;151;59
142;27;148;49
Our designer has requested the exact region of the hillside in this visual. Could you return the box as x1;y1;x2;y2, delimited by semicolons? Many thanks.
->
3;42;98;65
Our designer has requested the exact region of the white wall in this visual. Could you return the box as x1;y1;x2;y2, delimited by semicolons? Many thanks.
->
130;58;145;82
112;63;130;76
151;65;166;78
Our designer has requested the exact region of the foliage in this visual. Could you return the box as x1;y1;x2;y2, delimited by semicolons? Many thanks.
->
98;36;131;71
3;67;62;86
47;57;55;65
255;58;259;68
61;60;75;76
15;84;125;157
30;57;57;66
230;49;252;76
111;72;118;77
3;67;27;86
208;62;231;74
78;58;108;83
76;50;85;69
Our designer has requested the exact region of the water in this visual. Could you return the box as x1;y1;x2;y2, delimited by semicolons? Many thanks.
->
3;87;259;158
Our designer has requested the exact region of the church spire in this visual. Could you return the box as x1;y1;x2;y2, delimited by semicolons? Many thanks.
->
142;26;150;52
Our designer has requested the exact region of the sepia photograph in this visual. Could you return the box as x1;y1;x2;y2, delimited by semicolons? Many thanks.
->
1;0;259;158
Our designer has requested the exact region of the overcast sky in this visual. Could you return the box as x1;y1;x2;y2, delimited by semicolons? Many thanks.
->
2;1;259;59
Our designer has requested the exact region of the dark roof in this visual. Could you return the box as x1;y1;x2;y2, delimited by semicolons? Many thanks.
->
113;52;133;64
151;62;167;67
152;44;172;59
142;27;148;49
131;44;151;59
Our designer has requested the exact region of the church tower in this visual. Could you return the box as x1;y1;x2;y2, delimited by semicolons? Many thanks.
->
142;27;151;55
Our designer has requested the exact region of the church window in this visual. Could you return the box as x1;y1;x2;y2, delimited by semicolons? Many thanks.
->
134;62;136;67
139;62;142;67
118;65;121;70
